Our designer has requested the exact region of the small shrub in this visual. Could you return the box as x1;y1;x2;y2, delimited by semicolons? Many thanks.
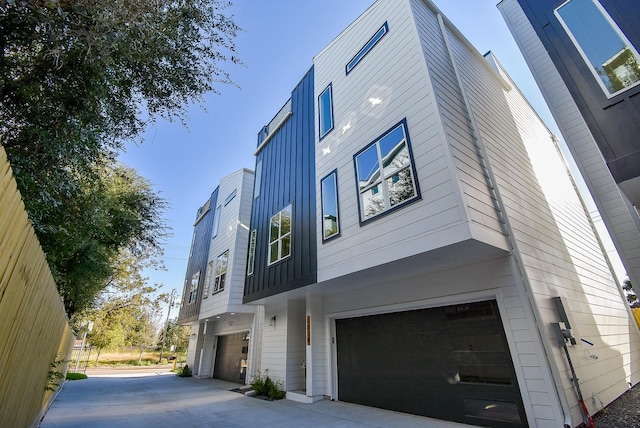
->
66;372;88;380
177;364;192;377
250;369;284;400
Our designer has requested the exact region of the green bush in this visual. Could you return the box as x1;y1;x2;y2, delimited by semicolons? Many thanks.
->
250;369;284;400
177;364;192;377
66;372;88;380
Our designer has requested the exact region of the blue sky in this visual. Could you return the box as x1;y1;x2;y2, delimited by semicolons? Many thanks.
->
119;0;568;307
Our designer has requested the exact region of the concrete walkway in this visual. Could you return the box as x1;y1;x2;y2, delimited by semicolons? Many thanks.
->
39;370;472;427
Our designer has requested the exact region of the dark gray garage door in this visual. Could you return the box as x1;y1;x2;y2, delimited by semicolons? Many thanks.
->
213;332;249;384
335;300;527;427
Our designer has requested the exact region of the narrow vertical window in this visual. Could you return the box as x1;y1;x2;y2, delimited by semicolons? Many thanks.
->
188;271;200;303
268;205;292;265
321;170;340;241
254;160;262;198
319;84;334;139
354;119;419;222
247;229;257;275
555;0;640;96
203;261;214;298
212;206;221;238
213;251;229;293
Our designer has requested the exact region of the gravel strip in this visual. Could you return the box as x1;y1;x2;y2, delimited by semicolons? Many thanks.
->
592;382;640;427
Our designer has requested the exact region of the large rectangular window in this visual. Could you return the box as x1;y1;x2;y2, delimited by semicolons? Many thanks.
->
555;0;640;97
188;271;200;303
319;84;334;139
346;22;389;75
321;170;340;241
247;229;257;275
268;205;292;265
213;250;228;294
354;119;419;222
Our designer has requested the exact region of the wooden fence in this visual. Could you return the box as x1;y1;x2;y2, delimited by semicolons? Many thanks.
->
0;146;75;428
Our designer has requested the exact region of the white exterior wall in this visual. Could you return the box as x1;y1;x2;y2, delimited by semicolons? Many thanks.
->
313;0;510;284
498;0;640;306
199;168;254;318
498;0;640;422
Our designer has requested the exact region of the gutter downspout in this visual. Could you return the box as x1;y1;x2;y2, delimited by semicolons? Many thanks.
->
436;13;572;427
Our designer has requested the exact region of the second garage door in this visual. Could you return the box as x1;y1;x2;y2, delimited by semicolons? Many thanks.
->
335;300;527;427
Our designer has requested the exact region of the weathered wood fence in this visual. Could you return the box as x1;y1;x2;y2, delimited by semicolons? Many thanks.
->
0;146;75;427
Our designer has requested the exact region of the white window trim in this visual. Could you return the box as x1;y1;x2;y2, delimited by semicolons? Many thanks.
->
554;0;640;98
213;250;229;294
247;229;257;275
268;205;292;266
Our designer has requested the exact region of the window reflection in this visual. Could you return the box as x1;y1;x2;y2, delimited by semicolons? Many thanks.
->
556;0;640;95
354;120;418;221
321;172;340;240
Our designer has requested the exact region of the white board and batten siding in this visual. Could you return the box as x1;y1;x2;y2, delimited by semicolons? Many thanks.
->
198;169;254;320
314;0;495;284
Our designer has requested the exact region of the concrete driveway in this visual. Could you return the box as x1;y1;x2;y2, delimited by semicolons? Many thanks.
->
39;370;471;427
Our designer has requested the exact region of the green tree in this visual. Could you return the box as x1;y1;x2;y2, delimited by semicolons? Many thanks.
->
162;319;190;354
0;0;240;316
623;279;637;305
80;245;166;359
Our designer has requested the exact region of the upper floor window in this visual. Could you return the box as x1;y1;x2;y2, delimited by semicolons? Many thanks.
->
354;119;419;222
224;189;237;206
346;22;389;75
213;250;229;294
203;261;213;298
247;229;257;275
268;205;292;265
319;84;334;139
321;170;340;241
555;0;640;97
254;160;262;198
212;205;221;238
188;271;200;303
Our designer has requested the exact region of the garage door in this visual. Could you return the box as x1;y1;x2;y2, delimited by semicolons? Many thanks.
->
213;332;249;384
335;300;527;427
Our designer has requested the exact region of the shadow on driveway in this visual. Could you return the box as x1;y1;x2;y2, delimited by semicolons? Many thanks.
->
40;372;471;427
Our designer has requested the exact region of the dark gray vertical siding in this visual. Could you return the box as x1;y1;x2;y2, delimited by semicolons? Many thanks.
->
177;189;218;324
244;68;317;303
517;0;640;185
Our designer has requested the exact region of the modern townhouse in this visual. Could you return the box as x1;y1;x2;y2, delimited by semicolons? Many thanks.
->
499;0;640;290
241;0;640;427
178;168;260;383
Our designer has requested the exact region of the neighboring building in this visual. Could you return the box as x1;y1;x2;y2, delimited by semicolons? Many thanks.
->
243;0;640;426
178;168;261;383
498;0;640;290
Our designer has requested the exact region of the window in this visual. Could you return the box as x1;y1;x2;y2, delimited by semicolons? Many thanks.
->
321;170;340;241
213;251;228;293
346;22;389;75
268;205;292;265
212;206;221;238
555;0;640;97
254;161;262;198
354;119;419;222
247;229;257;275
224;189;237;206
319;84;334;139
203;261;214;298
188;271;200;303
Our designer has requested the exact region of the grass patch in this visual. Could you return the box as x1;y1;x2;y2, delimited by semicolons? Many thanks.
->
90;351;187;367
66;372;88;380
